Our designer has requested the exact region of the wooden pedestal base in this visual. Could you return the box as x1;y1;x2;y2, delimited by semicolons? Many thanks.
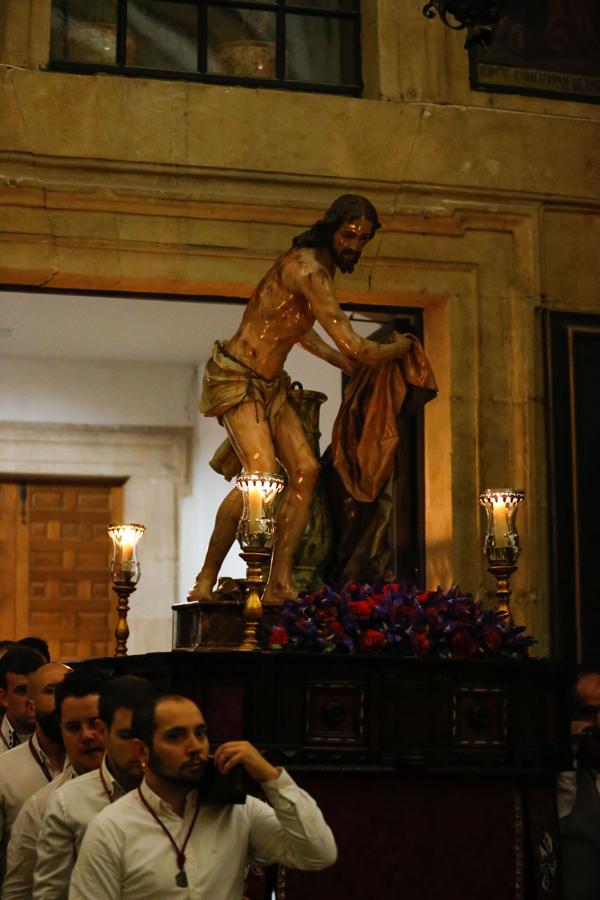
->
172;597;283;651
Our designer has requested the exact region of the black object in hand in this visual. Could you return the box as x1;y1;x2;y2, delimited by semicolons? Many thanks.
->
202;757;248;805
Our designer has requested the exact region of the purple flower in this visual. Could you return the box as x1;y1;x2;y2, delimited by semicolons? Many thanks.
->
263;580;535;657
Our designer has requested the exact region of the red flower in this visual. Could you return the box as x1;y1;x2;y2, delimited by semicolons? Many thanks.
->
416;592;432;602
360;629;386;650
268;627;289;649
395;603;418;621
483;625;502;651
451;627;478;657
315;605;337;621
410;628;430;656
348;600;372;619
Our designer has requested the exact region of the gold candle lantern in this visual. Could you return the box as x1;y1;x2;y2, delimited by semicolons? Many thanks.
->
479;489;525;621
108;523;145;656
235;473;285;651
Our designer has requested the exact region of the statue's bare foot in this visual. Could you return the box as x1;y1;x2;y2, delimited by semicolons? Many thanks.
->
187;573;216;603
262;581;300;607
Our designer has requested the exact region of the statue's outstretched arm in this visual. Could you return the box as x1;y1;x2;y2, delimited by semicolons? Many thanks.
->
298;328;355;375
299;267;413;365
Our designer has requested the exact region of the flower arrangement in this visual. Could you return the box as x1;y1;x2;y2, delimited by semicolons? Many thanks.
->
265;582;535;658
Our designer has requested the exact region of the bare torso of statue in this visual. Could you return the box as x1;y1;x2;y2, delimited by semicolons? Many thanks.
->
226;249;322;380
189;195;415;606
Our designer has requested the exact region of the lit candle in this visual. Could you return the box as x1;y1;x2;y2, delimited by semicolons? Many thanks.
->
247;480;263;534
108;523;145;586
492;498;507;548
120;536;135;562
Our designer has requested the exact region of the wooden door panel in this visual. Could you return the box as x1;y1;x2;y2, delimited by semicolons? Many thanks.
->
27;482;121;661
0;483;19;639
0;479;123;661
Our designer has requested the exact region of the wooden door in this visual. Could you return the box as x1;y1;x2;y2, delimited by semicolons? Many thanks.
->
0;483;20;640
0;479;123;661
545;311;600;663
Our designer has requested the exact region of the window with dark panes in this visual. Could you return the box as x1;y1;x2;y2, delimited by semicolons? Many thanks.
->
49;0;361;95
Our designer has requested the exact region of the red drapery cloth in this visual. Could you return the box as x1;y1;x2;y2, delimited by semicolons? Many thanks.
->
331;339;438;503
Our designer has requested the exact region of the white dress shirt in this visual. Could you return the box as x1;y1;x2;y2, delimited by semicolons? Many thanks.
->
0;733;64;852
0;717;26;754
556;766;600;818
33;754;125;900
3;768;75;900
557;769;579;818
69;769;336;900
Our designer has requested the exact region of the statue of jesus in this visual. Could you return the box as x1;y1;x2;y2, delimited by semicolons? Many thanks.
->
189;194;414;606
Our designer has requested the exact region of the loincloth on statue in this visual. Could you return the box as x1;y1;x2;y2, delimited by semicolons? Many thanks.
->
200;341;291;480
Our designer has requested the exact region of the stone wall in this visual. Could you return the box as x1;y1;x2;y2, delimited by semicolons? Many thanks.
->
1;0;599;653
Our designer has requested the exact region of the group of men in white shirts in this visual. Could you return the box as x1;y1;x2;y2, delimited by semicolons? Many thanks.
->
0;646;337;899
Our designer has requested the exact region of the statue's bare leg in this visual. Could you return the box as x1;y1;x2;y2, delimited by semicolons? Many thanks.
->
264;403;320;605
187;487;243;601
189;402;276;601
221;399;319;605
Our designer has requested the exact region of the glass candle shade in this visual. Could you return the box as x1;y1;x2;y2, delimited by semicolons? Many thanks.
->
235;473;285;550
479;489;525;562
108;523;145;584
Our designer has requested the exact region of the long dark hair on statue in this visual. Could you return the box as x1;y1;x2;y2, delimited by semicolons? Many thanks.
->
292;194;381;249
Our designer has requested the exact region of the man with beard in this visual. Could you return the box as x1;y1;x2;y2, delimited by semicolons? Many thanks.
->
3;669;106;900
32;676;154;900
0;662;70;871
188;194;414;607
0;646;46;753
69;694;336;899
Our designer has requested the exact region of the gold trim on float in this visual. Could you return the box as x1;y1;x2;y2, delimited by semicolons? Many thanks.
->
305;682;366;745
514;787;525;900
451;686;507;746
277;865;286;900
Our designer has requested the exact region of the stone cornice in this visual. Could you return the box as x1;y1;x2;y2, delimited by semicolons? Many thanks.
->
1;150;598;215
0;421;193;482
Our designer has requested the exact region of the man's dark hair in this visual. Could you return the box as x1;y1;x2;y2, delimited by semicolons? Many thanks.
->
55;669;109;722
18;636;50;662
292;194;381;249
0;646;45;691
0;640;16;654
98;676;155;730
132;693;192;747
